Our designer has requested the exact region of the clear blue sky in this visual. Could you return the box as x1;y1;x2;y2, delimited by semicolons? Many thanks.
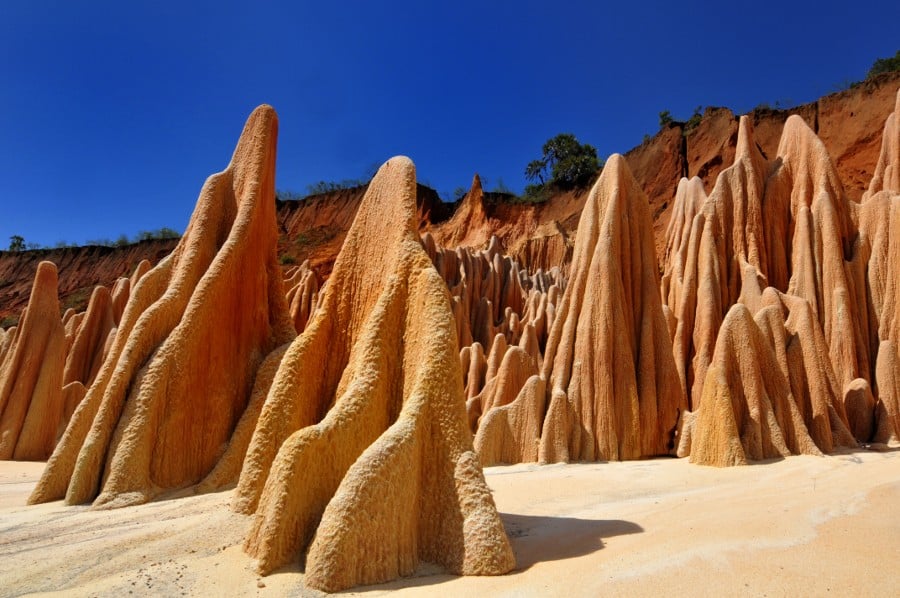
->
1;1;897;246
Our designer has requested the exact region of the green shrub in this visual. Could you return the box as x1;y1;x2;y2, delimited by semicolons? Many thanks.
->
520;184;551;204
683;106;703;136
658;110;674;128
868;50;900;79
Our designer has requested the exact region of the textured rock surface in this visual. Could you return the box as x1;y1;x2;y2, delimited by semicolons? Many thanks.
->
666;90;900;463
0;262;66;460
283;260;320;334
861;187;900;442
61;285;115;388
663;112;870;411
864;89;900;199
29;105;295;507
681;293;856;466
233;156;513;591
662;117;768;408
538;155;685;462
683;304;813;467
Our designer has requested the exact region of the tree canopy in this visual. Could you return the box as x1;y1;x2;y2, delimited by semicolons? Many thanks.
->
524;133;602;190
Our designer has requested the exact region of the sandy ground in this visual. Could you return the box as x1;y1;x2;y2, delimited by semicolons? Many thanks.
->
1;449;898;597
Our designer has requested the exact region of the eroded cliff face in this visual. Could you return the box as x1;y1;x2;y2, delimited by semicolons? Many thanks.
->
1;71;899;594
0;241;175;322
466;86;900;468
275;182;454;280
630;72;900;260
2;72;896;318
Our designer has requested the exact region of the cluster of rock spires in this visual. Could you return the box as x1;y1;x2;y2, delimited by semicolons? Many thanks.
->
428;173;576;273
0;258;148;461
6;106;514;592
465;154;686;465
462;89;900;468
661;93;900;465
1;88;899;591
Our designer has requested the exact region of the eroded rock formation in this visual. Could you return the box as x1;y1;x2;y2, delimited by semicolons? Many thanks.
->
61;285;115;389
680;286;857;466
231;156;513;591
0;262;66;460
29;105;295;507
864;89;900;199
538;155;686;462
283;260;320;334
664;89;900;462
469;156;686;465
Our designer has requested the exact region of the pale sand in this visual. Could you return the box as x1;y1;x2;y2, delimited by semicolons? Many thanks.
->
1;449;898;597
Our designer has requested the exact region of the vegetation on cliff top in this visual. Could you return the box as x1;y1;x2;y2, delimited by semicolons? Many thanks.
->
6;228;180;252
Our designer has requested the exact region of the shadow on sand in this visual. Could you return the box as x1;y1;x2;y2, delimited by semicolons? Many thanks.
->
342;513;643;593
502;513;643;570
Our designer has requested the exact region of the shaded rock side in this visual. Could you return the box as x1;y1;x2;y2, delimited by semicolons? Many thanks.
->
61;285;116;389
861;187;900;440
29;105;295;507
283;260;320;334
0;261;66;460
538;154;686;462
233;156;514;592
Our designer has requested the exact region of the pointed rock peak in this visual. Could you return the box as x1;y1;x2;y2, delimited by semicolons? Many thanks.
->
538;150;684;462
735;115;763;165
30;105;294;507
599;153;632;187
777;114;832;167
864;87;900;200
355;155;418;238
580;153;643;220
229;104;278;175
661;175;708;287
679;176;708;208
326;156;418;335
470;173;483;195
462;172;486;215
687;175;706;192
29;262;59;310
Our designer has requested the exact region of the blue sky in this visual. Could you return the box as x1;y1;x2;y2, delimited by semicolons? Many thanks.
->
1;1;897;246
